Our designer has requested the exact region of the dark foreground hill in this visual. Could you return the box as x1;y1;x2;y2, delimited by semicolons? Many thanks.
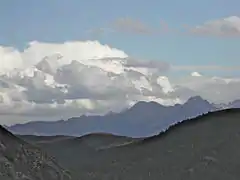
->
0;126;73;180
20;108;240;179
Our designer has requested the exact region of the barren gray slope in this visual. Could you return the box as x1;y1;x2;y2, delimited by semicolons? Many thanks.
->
0;126;73;180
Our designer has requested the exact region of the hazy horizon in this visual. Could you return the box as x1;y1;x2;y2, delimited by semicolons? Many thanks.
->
1;0;240;125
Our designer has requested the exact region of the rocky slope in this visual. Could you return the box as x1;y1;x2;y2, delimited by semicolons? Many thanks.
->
0;125;73;180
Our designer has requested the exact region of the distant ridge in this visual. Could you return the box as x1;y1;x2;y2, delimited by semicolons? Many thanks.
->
77;132;132;140
8;96;238;137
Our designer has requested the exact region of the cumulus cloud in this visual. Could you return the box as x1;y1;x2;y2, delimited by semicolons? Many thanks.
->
191;16;240;37
0;41;127;73
0;40;239;125
0;40;174;125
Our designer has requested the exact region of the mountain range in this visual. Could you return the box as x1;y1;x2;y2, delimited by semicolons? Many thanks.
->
8;96;240;137
1;108;240;179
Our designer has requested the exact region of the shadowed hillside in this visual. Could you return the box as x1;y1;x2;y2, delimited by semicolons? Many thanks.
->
21;132;140;151
18;135;73;144
0;126;73;180
19;108;240;179
21;132;141;179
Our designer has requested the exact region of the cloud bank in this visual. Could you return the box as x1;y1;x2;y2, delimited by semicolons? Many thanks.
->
191;16;240;37
88;16;240;38
0;40;239;125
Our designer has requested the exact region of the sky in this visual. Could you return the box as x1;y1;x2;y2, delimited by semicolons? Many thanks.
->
0;0;240;125
1;0;240;71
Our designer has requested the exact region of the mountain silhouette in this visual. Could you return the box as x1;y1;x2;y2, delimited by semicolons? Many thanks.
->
8;96;217;137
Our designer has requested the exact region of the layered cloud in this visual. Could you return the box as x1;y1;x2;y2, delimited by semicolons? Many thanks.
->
88;16;240;38
172;65;240;71
112;18;154;35
87;18;155;37
191;16;240;37
0;40;239;125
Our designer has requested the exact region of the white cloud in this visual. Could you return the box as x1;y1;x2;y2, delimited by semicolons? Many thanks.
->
191;72;202;77
191;16;240;37
0;40;127;73
170;75;240;104
0;40;173;125
0;40;240;125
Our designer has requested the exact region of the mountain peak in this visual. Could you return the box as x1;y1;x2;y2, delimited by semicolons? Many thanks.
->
129;101;164;110
228;99;240;108
185;96;211;105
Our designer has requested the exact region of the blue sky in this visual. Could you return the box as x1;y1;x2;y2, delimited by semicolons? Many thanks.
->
1;0;240;76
